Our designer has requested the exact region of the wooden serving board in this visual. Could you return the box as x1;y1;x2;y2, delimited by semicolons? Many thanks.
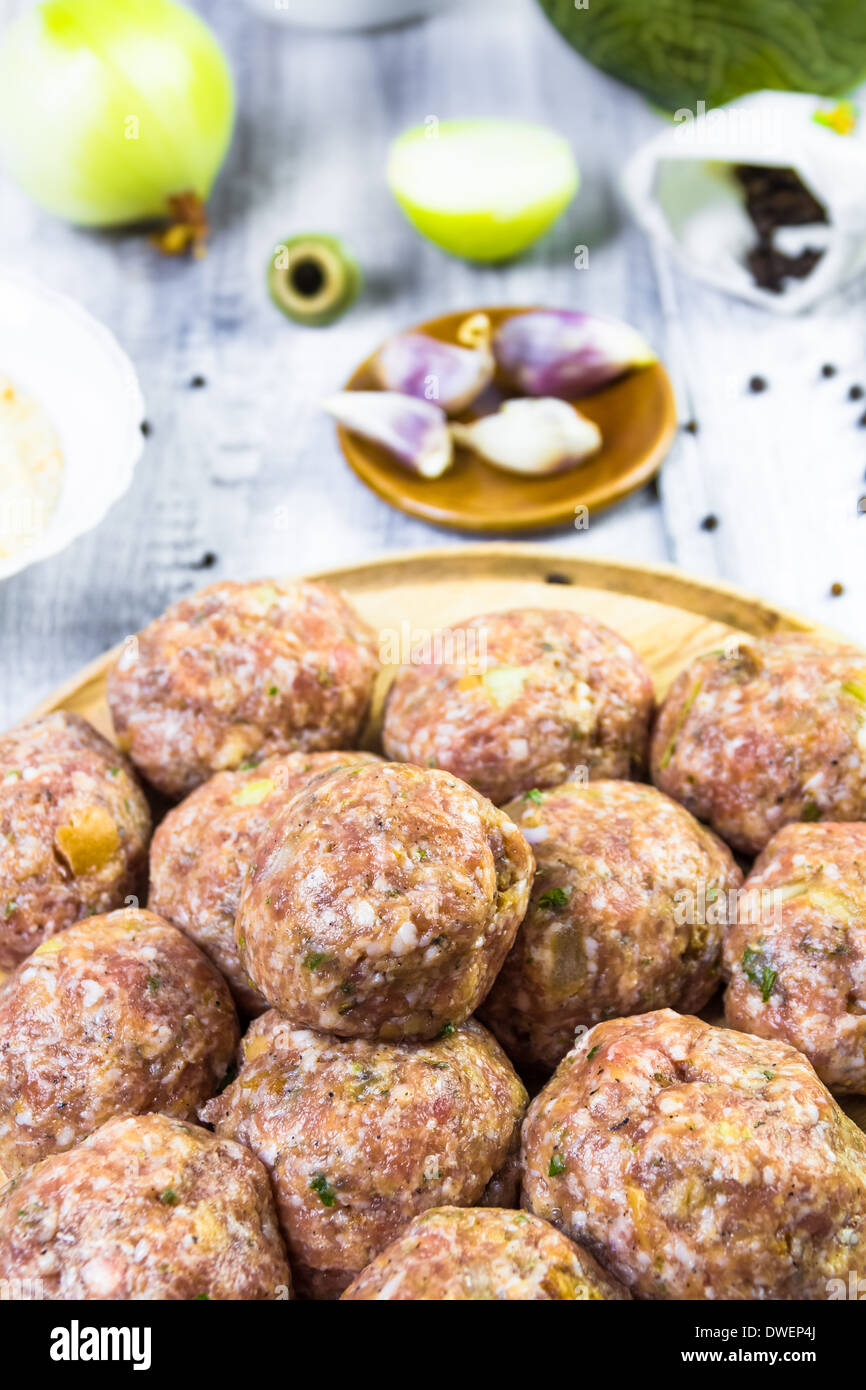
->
32;543;846;738
28;543;866;1129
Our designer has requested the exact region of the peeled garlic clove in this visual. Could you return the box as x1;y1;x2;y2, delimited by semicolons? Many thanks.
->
323;391;453;479
374;313;494;415
494;310;656;398
451;398;601;475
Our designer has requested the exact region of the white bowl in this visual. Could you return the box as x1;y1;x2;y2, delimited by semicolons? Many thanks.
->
243;0;453;29
0;272;145;582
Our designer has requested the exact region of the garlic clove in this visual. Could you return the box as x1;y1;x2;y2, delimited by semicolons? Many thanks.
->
374;313;494;416
323;391;454;479
451;398;602;476
494;310;656;398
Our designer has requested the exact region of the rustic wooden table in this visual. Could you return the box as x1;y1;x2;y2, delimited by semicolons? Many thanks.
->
1;0;864;729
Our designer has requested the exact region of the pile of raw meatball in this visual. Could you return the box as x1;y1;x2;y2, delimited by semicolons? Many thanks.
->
2;578;866;1300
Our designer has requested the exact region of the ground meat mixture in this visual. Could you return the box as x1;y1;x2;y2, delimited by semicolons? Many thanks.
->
724;822;866;1094
107;579;379;798
651;635;866;855
522;1010;866;1300
0;1114;289;1299
481;781;742;1071
383;608;653;805
234;761;533;1038
149;750;383;1013
341;1206;629;1300
201;1012;527;1298
0;908;237;1180
0;712;151;970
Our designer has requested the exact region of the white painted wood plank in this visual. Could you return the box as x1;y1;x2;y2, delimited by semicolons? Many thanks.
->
0;0;863;731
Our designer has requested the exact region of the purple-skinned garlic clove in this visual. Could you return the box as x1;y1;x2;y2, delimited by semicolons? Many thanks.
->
451;397;602;475
374;312;494;416
494;310;656;398
323;391;453;478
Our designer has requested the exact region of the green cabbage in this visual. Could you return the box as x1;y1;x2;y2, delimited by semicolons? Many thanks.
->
536;0;866;111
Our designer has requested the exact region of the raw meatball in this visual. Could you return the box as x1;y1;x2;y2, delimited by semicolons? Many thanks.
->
107;579;378;799
201;1012;527;1299
724;823;866;1094
482;781;742;1071
651;635;866;855
0;712;150;971
341;1206;629;1301
0;908;237;1179
522;1009;866;1300
0;1114;290;1300
383;608;653;804
235;761;533;1038
149;750;383;1013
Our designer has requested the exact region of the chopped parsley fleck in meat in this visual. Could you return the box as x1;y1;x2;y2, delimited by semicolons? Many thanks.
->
304;952;328;971
538;887;570;911
146;975;161;993
438;1021;456;1039
159;1188;178;1205
587;1044;600;1061
548;1152;566;1177
310;1173;336;1207
524;788;544;804
742;945;777;1002
659;678;702;771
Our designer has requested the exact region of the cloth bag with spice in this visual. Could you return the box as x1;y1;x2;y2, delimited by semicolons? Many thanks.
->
621;91;866;313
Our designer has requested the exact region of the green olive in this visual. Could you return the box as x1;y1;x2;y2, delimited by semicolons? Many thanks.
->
267;234;362;326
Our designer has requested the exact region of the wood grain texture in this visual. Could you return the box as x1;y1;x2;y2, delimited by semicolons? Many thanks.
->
0;0;864;732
